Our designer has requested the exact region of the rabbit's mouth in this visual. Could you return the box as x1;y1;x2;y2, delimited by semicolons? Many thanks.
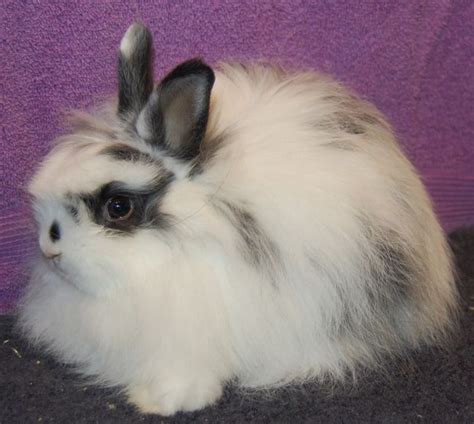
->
43;254;108;297
44;254;63;273
45;256;80;290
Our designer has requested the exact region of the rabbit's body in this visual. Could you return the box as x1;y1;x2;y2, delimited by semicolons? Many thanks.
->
19;24;457;416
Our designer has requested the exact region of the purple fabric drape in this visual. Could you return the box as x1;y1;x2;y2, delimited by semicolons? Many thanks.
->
1;1;473;312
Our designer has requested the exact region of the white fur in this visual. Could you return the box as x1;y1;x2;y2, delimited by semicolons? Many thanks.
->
119;23;142;59
18;63;457;416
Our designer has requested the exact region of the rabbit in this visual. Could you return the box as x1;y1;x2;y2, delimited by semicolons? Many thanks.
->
17;23;458;416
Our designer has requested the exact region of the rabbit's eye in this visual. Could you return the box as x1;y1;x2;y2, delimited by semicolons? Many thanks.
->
105;196;134;221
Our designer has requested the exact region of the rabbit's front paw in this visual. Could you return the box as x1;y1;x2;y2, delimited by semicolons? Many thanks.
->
127;376;223;416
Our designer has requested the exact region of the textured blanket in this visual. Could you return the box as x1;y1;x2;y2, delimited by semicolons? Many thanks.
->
1;1;473;311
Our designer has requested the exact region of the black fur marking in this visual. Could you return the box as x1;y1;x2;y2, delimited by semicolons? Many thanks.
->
188;161;204;178
188;130;230;177
63;194;81;223
140;59;215;161
214;199;279;272
118;24;154;118
80;173;174;234
101;144;155;164
65;204;80;223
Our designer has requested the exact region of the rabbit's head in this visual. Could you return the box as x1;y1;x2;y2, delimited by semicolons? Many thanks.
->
29;24;217;296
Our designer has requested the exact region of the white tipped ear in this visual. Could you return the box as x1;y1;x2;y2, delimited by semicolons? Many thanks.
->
120;24;142;59
118;23;154;118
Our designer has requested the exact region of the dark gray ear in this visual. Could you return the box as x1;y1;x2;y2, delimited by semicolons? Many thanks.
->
137;59;215;160
118;23;154;118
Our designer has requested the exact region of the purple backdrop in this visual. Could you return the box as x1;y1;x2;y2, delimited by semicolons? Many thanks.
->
1;1;473;313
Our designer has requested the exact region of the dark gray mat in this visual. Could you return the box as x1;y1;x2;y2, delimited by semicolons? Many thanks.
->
1;229;473;423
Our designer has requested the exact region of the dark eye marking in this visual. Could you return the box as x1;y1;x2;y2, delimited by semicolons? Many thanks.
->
80;172;174;233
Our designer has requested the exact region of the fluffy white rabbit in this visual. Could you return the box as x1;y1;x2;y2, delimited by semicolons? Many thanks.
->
18;23;458;416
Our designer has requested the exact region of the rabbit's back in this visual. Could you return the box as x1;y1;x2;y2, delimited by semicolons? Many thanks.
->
188;63;458;386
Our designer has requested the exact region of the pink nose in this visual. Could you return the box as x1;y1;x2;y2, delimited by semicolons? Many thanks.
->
41;247;61;259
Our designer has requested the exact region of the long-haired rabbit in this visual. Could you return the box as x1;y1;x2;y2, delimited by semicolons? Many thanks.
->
18;23;458;416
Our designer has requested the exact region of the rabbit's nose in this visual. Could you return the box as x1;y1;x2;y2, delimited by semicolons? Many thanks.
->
42;248;61;260
39;221;62;259
40;238;61;259
49;221;61;242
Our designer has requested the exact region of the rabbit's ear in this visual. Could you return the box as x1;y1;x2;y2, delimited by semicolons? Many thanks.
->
118;23;154;118
137;59;215;160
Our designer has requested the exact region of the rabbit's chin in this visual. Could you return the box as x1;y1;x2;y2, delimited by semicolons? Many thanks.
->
39;258;93;296
17;255;234;415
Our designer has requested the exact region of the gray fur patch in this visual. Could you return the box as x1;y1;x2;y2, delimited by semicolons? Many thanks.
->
321;139;357;151
358;112;382;126
361;232;418;345
63;194;80;223
308;224;417;348
334;112;366;135
317;94;388;142
214;199;280;276
368;241;413;304
101;143;155;164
